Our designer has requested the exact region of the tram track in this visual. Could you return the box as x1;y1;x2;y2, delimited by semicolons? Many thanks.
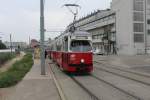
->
49;62;100;100
90;74;142;100
93;61;150;100
49;60;150;100
94;61;150;77
50;62;137;100
94;61;150;86
70;76;100;100
72;74;140;100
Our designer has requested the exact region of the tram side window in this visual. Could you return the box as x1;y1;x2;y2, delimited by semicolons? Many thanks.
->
56;40;62;51
64;37;68;51
56;42;59;51
56;45;61;51
51;45;53;51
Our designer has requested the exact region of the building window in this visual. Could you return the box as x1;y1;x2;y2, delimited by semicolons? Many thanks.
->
147;19;150;24
134;23;144;32
134;34;144;43
134;0;144;11
148;29;150;35
148;0;150;5
134;12;144;21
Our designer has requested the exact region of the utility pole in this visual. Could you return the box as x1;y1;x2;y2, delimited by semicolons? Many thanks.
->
40;0;45;75
29;36;31;48
10;34;12;54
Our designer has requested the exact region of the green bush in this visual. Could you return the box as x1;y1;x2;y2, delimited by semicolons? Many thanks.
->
0;53;15;67
0;53;33;88
0;42;6;49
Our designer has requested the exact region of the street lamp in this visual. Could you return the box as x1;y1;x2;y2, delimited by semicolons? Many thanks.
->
10;34;12;53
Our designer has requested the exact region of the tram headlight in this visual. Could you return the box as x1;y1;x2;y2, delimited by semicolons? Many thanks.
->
70;54;76;61
70;54;75;58
81;59;85;63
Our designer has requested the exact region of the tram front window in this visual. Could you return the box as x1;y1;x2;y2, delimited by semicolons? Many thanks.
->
70;40;92;52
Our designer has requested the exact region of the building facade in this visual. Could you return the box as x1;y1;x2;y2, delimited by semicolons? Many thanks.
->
111;0;148;55
68;0;150;55
146;0;150;54
4;41;28;49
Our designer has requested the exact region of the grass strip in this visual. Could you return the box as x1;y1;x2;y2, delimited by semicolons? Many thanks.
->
0;53;16;67
0;53;33;88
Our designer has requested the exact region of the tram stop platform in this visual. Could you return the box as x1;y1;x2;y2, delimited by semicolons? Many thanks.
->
3;59;60;100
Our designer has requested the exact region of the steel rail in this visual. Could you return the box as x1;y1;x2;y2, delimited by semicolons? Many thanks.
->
70;76;101;100
50;62;99;100
91;74;142;100
94;61;150;86
50;60;142;100
94;61;150;78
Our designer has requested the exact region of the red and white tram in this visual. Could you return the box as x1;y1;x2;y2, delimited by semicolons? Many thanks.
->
48;31;93;73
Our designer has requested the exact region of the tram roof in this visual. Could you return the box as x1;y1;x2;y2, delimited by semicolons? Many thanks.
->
51;30;90;42
49;30;91;45
72;31;90;35
60;30;91;37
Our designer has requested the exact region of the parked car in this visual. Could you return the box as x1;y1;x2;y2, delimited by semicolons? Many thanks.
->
93;49;103;55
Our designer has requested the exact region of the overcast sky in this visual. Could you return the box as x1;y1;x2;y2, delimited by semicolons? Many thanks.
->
0;0;112;43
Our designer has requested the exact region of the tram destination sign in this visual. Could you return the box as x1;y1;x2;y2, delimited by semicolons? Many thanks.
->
76;36;88;39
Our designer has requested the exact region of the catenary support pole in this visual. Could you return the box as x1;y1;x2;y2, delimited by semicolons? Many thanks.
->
10;34;12;54
40;0;45;75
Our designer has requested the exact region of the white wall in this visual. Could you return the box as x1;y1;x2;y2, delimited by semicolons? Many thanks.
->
111;0;135;55
146;0;150;53
0;49;15;53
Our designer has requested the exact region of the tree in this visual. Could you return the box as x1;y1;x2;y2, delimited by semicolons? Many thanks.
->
0;42;7;49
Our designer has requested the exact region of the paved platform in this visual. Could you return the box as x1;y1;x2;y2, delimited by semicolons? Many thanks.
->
4;59;60;100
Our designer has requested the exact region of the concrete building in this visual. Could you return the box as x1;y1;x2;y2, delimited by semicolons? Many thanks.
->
145;0;150;54
4;41;28;49
68;0;150;55
111;0;148;55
